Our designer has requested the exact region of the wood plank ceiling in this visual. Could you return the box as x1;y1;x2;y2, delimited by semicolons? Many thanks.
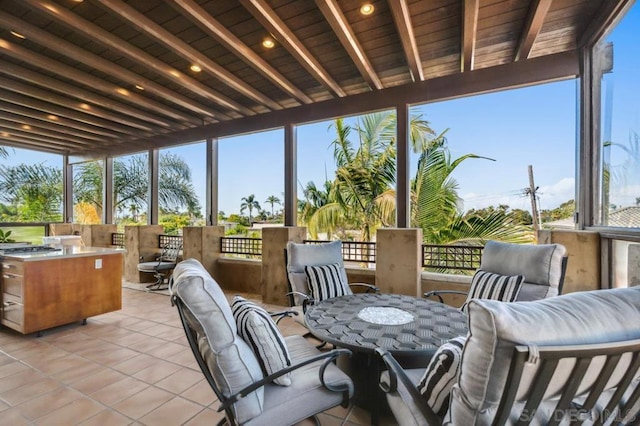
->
0;0;613;157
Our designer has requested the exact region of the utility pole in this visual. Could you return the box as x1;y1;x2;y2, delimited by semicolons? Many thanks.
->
524;165;541;231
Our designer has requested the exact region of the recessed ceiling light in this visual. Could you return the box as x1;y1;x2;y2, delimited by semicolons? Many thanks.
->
1;132;10;138
116;88;129;96
262;37;275;49
135;85;144;91
47;114;58;120
79;103;90;110
10;31;25;39
190;64;202;73
169;70;181;78
21;124;31;130
360;3;374;15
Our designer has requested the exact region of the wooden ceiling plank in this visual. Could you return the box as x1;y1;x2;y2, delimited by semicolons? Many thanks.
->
0;102;130;140
462;0;479;72
514;0;553;61
0;137;71;155
2;92;149;138
0;75;164;133
315;0;383;90
1;122;96;147
0;37;207;125
578;0;634;48
173;0;311;104
0;126;93;149
24;0;240;119
239;0;346;98
0;61;183;130
92;0;278;111
0;111;118;143
387;0;423;82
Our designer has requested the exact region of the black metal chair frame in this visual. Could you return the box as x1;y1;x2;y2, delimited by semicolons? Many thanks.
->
138;242;182;291
172;294;353;426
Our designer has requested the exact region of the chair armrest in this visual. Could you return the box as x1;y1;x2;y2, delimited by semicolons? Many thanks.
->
348;283;379;293
285;291;315;313
269;309;299;324
376;348;442;426
423;290;469;304
219;348;353;411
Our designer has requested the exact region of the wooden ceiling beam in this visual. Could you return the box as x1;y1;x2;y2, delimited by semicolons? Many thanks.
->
24;0;240;119
514;0;553;61
315;0;383;90
0;76;164;133
1;92;147;138
387;0;423;82
578;0;635;48
0;126;94;150
0;137;70;155
462;0;479;72
239;0;346;98
0;37;206;125
0;61;183;130
0;111;118;143
0;102;127;140
92;0;278;111
0;122;97;148
174;0;311;104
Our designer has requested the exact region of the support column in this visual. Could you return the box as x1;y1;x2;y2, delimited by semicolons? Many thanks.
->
183;225;225;280
148;149;159;225
104;156;114;224
261;226;306;305
284;123;297;227
206;138;219;226
123;225;163;283
396;104;410;228
375;228;423;296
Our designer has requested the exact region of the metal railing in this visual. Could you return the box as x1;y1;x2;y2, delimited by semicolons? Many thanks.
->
421;244;483;271
111;232;124;247
304;239;377;264
221;237;262;257
110;233;183;249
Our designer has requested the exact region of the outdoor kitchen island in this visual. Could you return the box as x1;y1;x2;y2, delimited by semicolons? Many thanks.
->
0;246;124;335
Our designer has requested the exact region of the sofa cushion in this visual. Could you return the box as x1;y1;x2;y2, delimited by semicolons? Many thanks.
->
461;270;523;314
417;336;466;417
305;263;352;301
479;241;566;301
448;286;640;425
171;259;264;423
232;296;292;386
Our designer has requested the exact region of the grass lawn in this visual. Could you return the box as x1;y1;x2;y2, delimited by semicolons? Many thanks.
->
1;226;46;245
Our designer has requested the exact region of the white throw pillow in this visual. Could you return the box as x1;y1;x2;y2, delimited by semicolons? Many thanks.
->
232;296;292;386
417;336;467;417
304;263;351;301
461;270;524;314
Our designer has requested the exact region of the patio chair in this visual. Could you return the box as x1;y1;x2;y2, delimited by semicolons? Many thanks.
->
170;258;354;426
424;240;568;306
285;240;378;328
378;286;640;426
137;240;182;291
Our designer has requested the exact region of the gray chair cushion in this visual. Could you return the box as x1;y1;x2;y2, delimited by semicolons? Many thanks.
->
246;335;354;426
380;368;428;426
448;286;640;425
286;241;347;306
171;259;264;423
480;240;566;301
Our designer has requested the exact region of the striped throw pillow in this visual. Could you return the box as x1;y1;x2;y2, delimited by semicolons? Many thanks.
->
232;296;292;386
304;263;352;302
417;336;467;417
461;270;524;314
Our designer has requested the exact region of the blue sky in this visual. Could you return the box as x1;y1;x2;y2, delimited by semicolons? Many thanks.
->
1;3;638;218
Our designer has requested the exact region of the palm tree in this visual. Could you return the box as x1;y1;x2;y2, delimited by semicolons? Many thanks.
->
0;147;9;158
240;194;261;226
264;195;281;217
0;163;63;221
303;112;435;241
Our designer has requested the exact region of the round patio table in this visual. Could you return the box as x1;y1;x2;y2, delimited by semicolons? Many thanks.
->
304;293;468;421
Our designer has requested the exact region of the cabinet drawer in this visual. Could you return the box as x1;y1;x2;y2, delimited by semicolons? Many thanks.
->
1;273;23;299
2;293;23;327
2;261;24;275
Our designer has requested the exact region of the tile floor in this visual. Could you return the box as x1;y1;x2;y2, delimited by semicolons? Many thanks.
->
0;284;396;425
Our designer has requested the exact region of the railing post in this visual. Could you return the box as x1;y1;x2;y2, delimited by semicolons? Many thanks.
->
183;226;225;281
375;228;423;296
261;226;306;305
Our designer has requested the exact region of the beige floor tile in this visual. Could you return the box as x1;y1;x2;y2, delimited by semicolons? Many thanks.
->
33;398;105;425
112;385;174;420
132;359;183;384
70;368;127;394
111;352;158;375
179;379;217;407
0;369;45;393
78;408;133;426
17;386;84;421
154;367;206;395
89;376;150;406
183;407;226;425
0;360;30;379
0;377;62;406
0;407;32;425
138;396;203;425
50;359;105;385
